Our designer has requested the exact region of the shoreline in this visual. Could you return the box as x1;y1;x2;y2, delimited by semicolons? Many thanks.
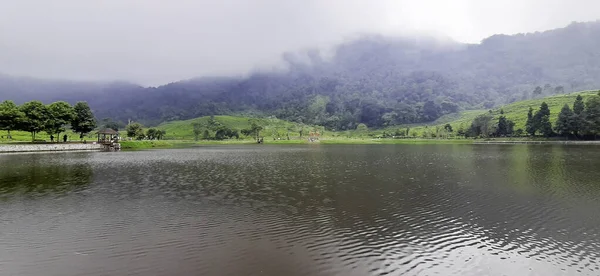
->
4;138;600;153
0;143;103;153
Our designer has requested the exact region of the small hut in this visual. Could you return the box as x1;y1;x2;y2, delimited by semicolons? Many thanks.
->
96;128;119;145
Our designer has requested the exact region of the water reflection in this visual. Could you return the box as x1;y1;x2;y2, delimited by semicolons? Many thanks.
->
1;145;600;275
0;152;93;199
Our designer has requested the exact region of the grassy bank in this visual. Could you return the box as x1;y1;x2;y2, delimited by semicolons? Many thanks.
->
119;140;174;149
388;90;600;137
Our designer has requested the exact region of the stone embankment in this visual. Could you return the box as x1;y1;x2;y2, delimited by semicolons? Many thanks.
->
0;143;103;153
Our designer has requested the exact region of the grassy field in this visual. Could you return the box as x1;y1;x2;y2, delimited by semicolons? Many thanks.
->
156;115;318;140
0;129;89;143
381;90;600;137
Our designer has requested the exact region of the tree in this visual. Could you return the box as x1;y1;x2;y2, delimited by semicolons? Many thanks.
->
468;113;493;138
126;122;145;140
496;109;508;136
146;128;158;140
533;86;543;96
45;101;74;141
0;100;24;138
71;102;97;139
535;102;553;137
515;129;524;137
584;95;600;137
356;123;368;132
241;119;263;142
573;95;586;136
192;122;203;141
443;124;453;133
457;124;466;137
555;104;575;137
422;101;440;122
507;120;515;136
525;107;536;136
157;130;166;140
100;118;121;131
20;101;48;141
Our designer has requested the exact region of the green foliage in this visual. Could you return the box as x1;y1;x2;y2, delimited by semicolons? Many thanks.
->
468;113;493;138
126;123;145;140
555;104;575;137
146;128;160;140
534;102;553;137
443;123;453;133
526;107;535;136
495;109;515;137
241;119;264;142
192;122;203;141
584;95;600;135
19;101;48;141
45;101;74;138
72;102;97;137
356;123;368;132
0;100;24;137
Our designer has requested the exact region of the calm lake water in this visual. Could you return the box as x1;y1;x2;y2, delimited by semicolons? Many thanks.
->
1;144;600;276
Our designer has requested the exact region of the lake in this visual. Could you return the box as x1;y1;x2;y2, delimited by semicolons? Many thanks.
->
1;144;600;275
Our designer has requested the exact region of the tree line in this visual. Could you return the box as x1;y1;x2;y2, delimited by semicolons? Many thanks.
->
125;123;166;140
0;100;96;141
466;91;600;139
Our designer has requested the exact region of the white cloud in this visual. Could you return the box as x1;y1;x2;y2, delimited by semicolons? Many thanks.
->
0;0;599;85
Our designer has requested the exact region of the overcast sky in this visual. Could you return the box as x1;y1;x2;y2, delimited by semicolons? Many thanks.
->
1;0;599;86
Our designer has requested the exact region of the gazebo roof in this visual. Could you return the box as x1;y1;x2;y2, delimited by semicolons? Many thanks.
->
96;128;119;135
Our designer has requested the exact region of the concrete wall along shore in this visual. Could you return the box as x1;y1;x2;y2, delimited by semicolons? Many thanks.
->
0;143;103;153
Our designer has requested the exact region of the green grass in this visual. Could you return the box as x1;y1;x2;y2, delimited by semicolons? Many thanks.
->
156;115;316;140
319;138;473;145
0;130;86;143
383;90;600;137
120;140;174;149
492;91;599;130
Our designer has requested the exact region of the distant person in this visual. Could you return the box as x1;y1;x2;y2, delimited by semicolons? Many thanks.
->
50;135;54;142
63;135;68;143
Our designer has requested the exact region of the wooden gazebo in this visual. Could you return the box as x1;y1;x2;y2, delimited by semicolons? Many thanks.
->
96;128;119;145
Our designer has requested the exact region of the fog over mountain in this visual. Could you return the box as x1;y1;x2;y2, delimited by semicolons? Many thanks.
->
2;1;600;128
1;0;600;85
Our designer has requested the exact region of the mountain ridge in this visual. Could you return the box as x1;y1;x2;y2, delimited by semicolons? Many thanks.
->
1;21;600;128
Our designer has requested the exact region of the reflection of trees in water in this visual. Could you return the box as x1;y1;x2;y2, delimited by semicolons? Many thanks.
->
0;155;93;199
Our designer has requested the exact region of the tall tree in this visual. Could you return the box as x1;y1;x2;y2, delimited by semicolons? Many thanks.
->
573;95;586;136
555;104;574;137
525;107;536;136
0;100;24;138
46;101;74;141
535;102;553;137
72;102;97;139
533;86;543;96
20;101;48;141
496;109;508;136
584;95;600;137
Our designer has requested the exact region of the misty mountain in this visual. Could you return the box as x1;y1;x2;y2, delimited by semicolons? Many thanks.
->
2;21;600;129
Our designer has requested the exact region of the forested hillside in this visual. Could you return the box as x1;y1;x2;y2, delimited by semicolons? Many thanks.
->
2;21;600;129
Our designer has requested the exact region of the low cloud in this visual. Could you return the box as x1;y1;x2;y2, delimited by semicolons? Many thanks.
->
0;0;599;85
